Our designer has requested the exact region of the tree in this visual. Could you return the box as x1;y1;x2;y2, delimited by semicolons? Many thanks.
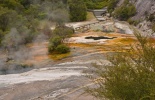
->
86;33;155;100
48;36;62;53
18;0;31;8
0;0;71;47
69;0;87;22
24;4;44;20
0;0;24;13
0;7;17;32
107;0;118;14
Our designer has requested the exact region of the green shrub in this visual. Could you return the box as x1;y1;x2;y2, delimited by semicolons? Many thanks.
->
53;25;74;39
86;32;155;100
49;36;62;47
107;0;118;14
113;3;136;21
48;25;73;54
48;43;55;53
55;44;70;54
84;0;108;9
48;36;62;53
69;0;87;22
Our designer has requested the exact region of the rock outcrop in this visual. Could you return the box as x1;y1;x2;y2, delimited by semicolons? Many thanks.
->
118;0;155;35
118;0;155;20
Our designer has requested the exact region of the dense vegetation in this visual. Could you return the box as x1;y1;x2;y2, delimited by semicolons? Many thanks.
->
84;0;136;21
0;0;90;48
0;0;73;50
69;0;87;22
1;0;155;98
48;25;74;54
83;0;118;11
83;0;108;9
86;33;155;100
0;0;46;46
113;0;136;21
107;0;118;14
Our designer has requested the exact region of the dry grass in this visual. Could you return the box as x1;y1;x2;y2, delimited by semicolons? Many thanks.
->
86;12;96;21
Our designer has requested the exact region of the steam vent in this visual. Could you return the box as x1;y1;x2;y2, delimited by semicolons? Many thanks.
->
0;0;155;100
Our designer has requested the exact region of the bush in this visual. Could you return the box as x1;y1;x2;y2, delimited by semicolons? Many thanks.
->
55;44;70;54
48;25;73;54
113;3;136;21
48;36;62;53
86;32;155;100
69;0;87;22
48;43;55;53
53;25;74;39
84;0;108;9
107;0;118;14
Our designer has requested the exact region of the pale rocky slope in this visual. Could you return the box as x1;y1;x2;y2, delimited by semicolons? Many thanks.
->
118;0;155;19
118;0;155;35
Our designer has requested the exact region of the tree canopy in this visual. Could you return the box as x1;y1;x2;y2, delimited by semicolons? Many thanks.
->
69;0;87;22
0;0;69;46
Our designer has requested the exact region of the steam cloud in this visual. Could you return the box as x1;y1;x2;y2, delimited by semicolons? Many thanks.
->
0;0;69;75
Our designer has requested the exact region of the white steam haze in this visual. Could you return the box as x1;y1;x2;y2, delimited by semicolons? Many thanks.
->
0;0;70;74
2;28;23;49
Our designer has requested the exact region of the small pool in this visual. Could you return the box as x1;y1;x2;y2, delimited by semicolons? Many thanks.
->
85;36;117;40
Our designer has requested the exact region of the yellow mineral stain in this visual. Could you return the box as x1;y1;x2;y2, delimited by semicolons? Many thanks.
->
49;52;71;60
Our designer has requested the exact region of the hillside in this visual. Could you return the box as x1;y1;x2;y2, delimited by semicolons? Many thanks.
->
0;0;155;100
118;0;155;19
85;0;155;34
116;0;155;35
